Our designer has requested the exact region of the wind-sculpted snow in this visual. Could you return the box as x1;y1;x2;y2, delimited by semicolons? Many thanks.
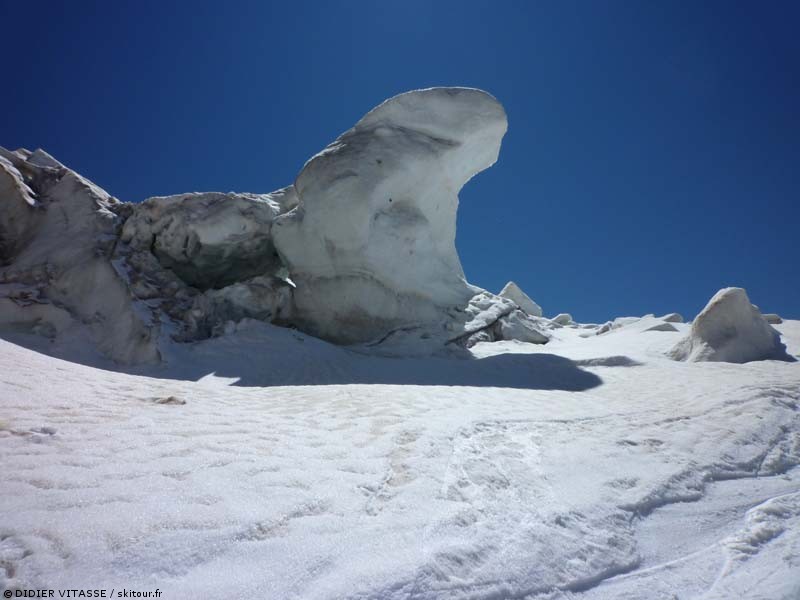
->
272;87;509;344
670;287;792;363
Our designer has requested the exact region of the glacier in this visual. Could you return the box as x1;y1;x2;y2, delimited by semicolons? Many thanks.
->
0;88;549;363
1;88;799;600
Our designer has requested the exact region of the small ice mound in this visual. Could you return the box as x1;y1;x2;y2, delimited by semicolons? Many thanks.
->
498;281;542;317
762;313;783;325
493;309;549;344
641;321;678;333
660;312;684;323
668;287;792;363
595;316;640;335
552;313;573;326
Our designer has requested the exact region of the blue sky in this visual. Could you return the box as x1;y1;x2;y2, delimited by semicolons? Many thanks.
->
2;1;798;321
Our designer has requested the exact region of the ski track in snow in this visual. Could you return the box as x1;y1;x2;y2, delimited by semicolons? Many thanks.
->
1;322;800;599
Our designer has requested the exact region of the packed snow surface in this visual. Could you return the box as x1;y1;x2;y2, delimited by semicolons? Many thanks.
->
2;315;799;599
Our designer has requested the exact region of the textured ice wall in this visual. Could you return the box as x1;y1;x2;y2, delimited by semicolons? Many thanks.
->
0;88;551;361
0;148;160;364
272;87;508;344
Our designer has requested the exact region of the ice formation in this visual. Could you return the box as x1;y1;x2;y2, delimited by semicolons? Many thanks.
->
0;147;159;363
5;91;790;367
669;287;792;363
498;280;543;317
272;87;509;344
552;313;574;326
115;191;295;340
121;191;291;289
0;88;552;361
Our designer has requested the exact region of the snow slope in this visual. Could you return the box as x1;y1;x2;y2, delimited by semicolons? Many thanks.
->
2;316;799;599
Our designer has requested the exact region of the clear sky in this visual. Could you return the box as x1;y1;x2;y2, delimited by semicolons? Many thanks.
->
2;1;798;322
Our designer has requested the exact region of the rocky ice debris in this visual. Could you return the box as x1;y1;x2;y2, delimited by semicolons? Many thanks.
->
551;313;574;326
115;190;295;341
762;313;783;325
451;291;549;348
493;309;550;344
0;88;551;362
498;281;543;317
669;287;791;363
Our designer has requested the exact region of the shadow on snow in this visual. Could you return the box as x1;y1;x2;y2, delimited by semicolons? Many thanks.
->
0;325;617;392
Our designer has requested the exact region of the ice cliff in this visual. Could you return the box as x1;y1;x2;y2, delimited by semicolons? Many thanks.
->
273;88;508;344
0;88;551;363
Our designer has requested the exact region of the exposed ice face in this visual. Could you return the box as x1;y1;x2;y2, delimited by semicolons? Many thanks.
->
669;287;792;363
552;313;574;326
120;191;287;290
272;87;508;344
0;88;549;362
499;281;543;317
115;189;298;342
0;148;159;364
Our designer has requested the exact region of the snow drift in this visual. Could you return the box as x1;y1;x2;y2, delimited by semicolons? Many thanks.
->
669;287;792;363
